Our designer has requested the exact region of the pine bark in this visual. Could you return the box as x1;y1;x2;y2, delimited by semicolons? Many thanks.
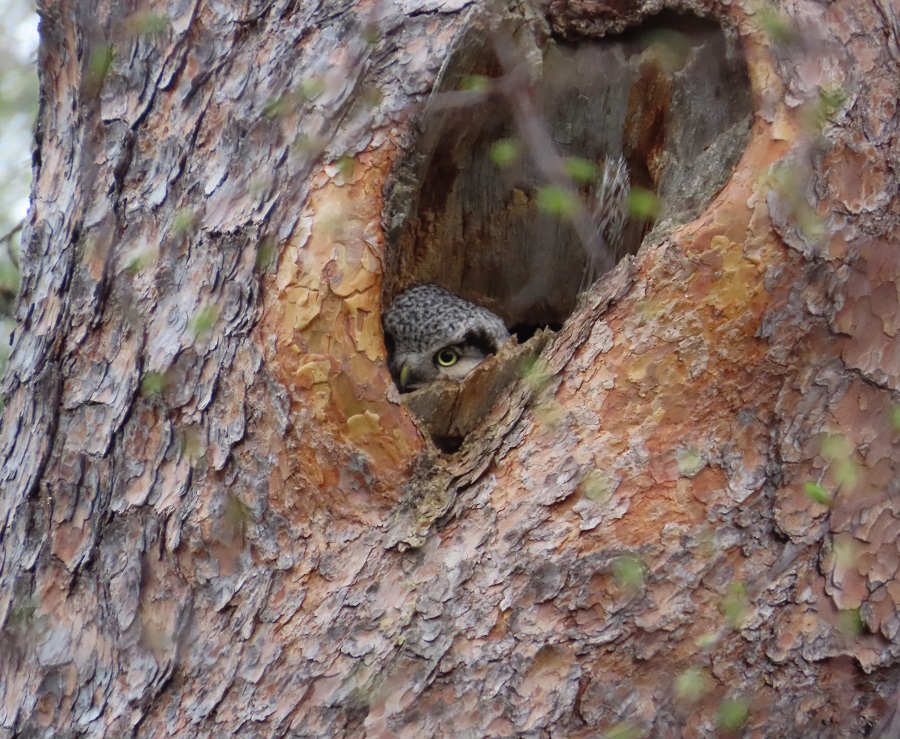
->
1;0;899;737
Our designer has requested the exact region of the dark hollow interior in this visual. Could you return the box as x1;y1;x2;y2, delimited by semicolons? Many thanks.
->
383;11;753;338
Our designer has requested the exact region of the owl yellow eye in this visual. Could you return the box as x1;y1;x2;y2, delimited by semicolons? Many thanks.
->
435;348;459;367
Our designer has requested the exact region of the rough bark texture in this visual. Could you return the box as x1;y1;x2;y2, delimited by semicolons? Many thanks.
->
1;0;899;737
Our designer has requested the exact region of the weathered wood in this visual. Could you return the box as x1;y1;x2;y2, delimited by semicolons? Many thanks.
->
1;0;899;736
385;12;752;329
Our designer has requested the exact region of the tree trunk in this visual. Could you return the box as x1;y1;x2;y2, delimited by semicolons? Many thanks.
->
2;0;899;736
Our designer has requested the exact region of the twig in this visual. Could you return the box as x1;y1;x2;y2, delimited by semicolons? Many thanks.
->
0;219;23;271
420;33;618;303
491;32;616;279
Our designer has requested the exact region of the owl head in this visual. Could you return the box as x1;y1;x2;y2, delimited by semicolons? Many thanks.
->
383;284;510;392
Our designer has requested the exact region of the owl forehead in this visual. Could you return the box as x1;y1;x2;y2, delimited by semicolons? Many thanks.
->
384;285;497;353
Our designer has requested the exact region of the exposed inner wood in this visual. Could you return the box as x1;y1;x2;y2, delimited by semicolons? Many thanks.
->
384;13;752;331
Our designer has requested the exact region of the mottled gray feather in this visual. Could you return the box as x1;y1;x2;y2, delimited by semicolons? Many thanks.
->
383;284;509;391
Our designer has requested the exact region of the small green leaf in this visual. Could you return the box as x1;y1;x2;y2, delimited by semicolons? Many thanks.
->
141;372;165;397
361;23;380;45
832;536;859;569
642;29;692;71
603;722;643;739
892;405;900;433
126;10;171;36
768;163;826;241
674;667;706;703
9;597;37;630
0;258;22;295
821;432;852;461
532;399;567;429
336;155;355;179
564;157;597;183
300;76;326;101
293;133;325;154
696;633;718;649
519;356;551;390
721;583;748;629
490;139;518;168
224;492;251;536
802;85;846;135
173;208;200;237
717;696;750;731
834;457;859;489
263;95;292;119
803;480;832;505
581;470;617;502
256;239;277;272
460;75;489;93
627;188;661;219
125;250;153;274
363;86;384;107
838;608;864;637
756;5;800;46
613;555;646;592
84;43;115;98
536;186;578;218
819;432;858;489
178;425;205;466
190;305;218;339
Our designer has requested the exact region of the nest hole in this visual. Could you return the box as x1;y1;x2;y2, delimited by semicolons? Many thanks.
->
382;8;752;445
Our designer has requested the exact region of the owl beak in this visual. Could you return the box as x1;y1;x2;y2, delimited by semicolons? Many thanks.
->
399;362;412;391
397;361;426;392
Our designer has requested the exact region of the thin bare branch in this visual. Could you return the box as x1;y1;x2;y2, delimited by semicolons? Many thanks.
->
0;220;23;270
